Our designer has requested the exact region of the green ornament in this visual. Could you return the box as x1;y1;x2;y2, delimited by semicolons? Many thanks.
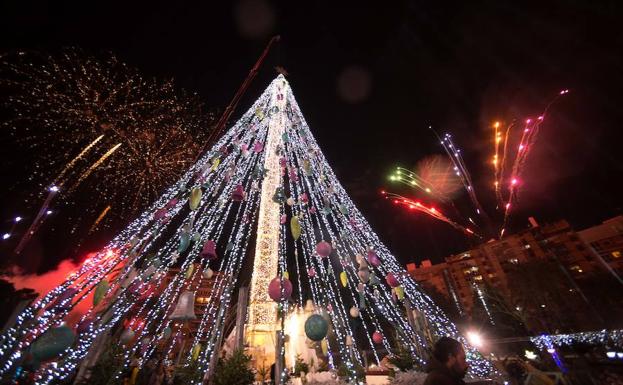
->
178;232;191;253
93;279;109;306
305;314;329;342
31;326;75;361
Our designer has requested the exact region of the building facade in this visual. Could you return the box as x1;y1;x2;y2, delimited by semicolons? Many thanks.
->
407;219;603;317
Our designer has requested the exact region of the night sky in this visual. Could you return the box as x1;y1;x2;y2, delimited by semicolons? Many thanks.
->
1;1;622;273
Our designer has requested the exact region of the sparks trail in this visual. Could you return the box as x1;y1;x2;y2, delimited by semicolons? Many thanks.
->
387;90;569;239
381;191;480;237
436;131;489;223
499;89;569;237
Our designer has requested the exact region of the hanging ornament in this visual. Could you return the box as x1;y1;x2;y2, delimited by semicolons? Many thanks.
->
340;271;348;287
252;165;266;180
166;198;179;209
185;264;194;279
290;216;301;240
192;343;202;361
211;157;220;171
288;167;298;182
279;156;287;168
300;192;309;204
280;214;287;224
338;204;349;215
169;291;197;320
304;314;329;341
369;273;380;286
394;286;405;300
231;184;245;202
303;159;312;175
31;325;76;361
253;141;264;153
307;267;316;278
203;267;214;280
309;206;317;214
154;207;168;220
349;306;360;318
372;331;383;344
268;277;293;302
272;186;286;203
358;267;370;283
119;328;135;345
178;232;191;253
385;272;400;288
189;187;202;210
93;279;109;306
373;288;380;299
201;240;218;260
357;283;365;293
315;241;332;258
163;327;172;340
367;249;381;267
345;335;353;346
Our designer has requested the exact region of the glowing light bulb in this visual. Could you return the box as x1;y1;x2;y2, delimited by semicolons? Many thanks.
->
494;121;500;128
2;233;10;240
49;185;59;192
46;210;53;215
511;178;518;186
14;216;22;223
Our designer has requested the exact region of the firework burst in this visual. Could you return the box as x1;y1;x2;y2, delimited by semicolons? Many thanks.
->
1;48;215;248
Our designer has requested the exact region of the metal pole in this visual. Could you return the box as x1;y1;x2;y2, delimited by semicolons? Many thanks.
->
235;286;249;350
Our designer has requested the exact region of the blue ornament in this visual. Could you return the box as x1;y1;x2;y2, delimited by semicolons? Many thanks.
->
304;314;329;341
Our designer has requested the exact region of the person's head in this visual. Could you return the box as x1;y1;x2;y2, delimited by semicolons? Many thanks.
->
432;337;468;377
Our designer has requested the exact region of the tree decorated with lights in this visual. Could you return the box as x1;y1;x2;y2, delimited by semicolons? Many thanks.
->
0;75;496;384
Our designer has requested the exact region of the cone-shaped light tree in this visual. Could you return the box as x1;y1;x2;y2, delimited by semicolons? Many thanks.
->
0;76;496;384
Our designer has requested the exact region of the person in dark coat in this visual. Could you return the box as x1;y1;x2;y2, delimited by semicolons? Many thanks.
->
423;337;469;385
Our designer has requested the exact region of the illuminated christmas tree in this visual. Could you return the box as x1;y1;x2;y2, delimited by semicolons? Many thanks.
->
0;75;496;384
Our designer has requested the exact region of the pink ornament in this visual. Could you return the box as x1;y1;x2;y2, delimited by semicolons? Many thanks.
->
253;142;264;153
241;143;249;152
315;241;332;258
154;208;168;220
268;277;293;302
201;240;218;260
309;206;317;214
166;198;179;209
300;193;309;204
307;268;316;277
288;167;298;182
231;185;245;202
385;272;400;288
372;331;383;344
327;304;333;312
280;214;287;224
367;250;381;267
279;157;287;168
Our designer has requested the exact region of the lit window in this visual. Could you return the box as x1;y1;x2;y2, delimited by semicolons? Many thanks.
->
612;251;621;259
509;258;519;264
474;275;483;281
